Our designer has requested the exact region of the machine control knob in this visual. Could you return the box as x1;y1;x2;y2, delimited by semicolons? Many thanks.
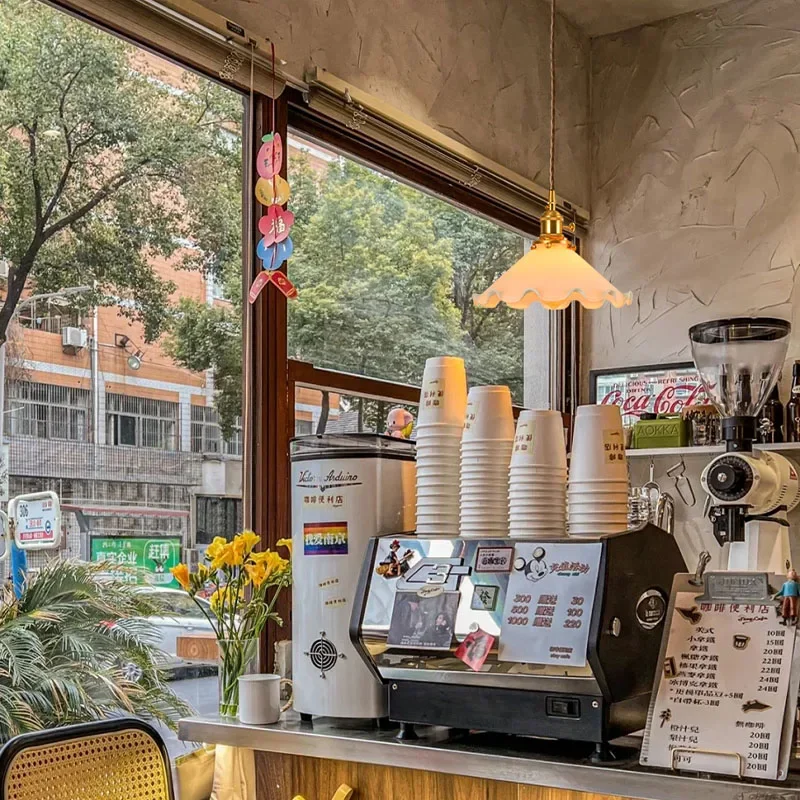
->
706;455;754;502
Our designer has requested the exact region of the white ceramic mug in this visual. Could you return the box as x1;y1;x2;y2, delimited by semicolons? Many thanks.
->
238;674;293;725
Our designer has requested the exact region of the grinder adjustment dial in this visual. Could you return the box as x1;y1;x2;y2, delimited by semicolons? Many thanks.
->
706;455;754;502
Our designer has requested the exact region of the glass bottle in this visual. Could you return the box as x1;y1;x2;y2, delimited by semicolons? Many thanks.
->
786;362;800;442
757;381;784;444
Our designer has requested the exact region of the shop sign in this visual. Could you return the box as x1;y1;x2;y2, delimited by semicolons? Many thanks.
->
590;362;708;424
90;536;182;588
9;491;61;551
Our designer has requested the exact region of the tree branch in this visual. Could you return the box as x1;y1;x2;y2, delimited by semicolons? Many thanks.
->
41;67;86;226
42;172;133;241
24;124;44;232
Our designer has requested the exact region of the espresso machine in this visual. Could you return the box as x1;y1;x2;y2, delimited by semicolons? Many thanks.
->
351;527;685;752
690;318;800;572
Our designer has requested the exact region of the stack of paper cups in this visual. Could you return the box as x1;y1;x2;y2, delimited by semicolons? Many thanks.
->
415;357;467;536
568;404;629;537
509;410;567;538
460;386;514;538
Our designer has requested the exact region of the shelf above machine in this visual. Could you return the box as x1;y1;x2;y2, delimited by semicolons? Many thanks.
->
626;443;800;458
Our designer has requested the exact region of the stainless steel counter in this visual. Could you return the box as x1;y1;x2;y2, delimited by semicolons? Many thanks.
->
179;715;800;800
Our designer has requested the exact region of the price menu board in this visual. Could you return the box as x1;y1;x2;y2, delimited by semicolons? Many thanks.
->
641;590;799;780
498;542;602;667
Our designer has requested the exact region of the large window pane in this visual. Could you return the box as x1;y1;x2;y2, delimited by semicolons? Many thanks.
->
0;0;244;760
287;134;526;402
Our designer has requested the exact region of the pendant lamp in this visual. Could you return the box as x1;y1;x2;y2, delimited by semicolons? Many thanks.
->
473;0;631;312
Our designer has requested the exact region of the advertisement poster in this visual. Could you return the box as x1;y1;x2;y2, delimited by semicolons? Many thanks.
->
90;536;182;588
593;365;707;424
499;542;602;667
641;592;798;780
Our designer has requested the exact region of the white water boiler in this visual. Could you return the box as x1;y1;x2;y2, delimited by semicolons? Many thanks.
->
291;433;416;720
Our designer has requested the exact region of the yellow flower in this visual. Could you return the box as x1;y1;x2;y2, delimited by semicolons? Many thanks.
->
205;536;228;562
226;541;246;567
209;585;242;613
276;538;292;556
189;563;211;593
251;550;289;581
170;563;190;591
237;530;260;555
245;560;268;588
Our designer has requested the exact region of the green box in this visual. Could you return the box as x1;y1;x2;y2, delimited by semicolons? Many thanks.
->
631;416;689;449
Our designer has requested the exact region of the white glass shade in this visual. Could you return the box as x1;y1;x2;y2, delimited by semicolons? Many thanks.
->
473;239;632;311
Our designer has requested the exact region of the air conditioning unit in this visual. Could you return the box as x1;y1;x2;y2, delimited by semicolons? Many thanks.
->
61;326;88;354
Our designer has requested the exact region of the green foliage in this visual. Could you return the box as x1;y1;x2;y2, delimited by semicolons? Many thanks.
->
167;149;526;427
0;559;190;742
0;0;242;341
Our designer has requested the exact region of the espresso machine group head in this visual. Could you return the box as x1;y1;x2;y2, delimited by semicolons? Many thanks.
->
689;318;799;571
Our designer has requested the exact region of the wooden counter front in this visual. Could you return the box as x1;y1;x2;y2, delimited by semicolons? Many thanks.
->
256;751;632;800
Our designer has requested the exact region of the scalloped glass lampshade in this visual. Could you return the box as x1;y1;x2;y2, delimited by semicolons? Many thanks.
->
473;238;632;311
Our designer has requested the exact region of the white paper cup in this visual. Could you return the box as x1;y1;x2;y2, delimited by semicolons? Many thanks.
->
508;472;567;488
511;410;567;469
461;474;510;485
567;478;629;488
509;486;566;496
568;486;628;496
417;464;461;482
238;675;292;725
568;500;628;511
462;385;515;442
460;454;513;469
569;512;627;523
418;357;467;427
569;522;627;533
510;467;568;478
569;404;627;482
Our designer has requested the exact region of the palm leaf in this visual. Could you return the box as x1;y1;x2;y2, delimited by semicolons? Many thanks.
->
0;559;192;742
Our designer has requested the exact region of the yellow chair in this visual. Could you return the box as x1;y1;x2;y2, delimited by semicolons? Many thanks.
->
0;718;174;800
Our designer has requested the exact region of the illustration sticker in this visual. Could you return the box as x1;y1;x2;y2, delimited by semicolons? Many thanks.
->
471;584;499;612
475;546;514;573
455;628;495;672
303;521;348;556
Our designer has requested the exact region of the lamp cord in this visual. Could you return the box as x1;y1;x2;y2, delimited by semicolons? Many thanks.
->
549;0;556;197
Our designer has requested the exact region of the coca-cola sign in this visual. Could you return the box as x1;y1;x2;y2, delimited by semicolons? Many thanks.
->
590;362;708;424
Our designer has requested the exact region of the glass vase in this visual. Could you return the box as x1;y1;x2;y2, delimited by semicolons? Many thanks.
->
218;637;257;717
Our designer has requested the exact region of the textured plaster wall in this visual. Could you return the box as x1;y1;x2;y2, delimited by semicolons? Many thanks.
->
194;0;591;208
587;0;800;571
586;0;800;378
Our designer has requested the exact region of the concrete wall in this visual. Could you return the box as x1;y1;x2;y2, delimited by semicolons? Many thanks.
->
586;0;800;381
194;0;591;209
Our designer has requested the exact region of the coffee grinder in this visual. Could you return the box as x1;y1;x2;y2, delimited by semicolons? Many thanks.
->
690;318;800;572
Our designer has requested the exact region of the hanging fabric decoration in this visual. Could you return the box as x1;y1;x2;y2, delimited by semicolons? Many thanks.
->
249;43;298;304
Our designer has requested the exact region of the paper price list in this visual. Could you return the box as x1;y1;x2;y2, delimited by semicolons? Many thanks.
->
498;542;601;668
505;593;585;628
642;592;796;780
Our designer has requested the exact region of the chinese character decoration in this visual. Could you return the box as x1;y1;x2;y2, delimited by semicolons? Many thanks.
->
249;44;298;304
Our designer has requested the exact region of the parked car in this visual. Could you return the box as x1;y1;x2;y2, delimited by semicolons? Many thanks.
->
131;586;216;675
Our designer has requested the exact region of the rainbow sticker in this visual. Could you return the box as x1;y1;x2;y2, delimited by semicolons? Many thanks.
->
304;521;348;556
